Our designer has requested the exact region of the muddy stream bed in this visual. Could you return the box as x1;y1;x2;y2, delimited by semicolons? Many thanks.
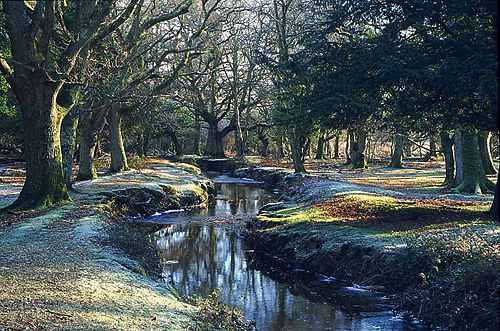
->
140;176;421;330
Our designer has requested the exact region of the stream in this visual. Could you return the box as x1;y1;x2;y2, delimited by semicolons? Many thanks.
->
144;176;419;330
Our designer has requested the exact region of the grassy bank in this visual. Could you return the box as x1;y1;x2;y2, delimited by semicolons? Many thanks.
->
240;168;499;330
0;160;249;330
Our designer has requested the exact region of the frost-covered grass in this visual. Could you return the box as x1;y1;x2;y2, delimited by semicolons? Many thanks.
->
0;161;217;330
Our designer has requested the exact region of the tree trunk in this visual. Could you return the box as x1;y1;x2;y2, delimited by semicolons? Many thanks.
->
9;84;69;209
440;131;455;187
403;137;412;158
288;126;307;173
167;129;183;157
193;117;201;155
345;130;352;164
454;130;464;185
315;129;326;160
478;131;497;175
326;139;332;158
143;131;150;157
77;108;108;180
61;108;79;190
333;134;340;159
453;128;496;194
490;169;499;222
424;131;439;161
235;109;245;158
109;108;128;173
276;133;286;159
205;121;225;157
137;132;145;158
350;128;368;169
257;130;270;157
390;134;404;168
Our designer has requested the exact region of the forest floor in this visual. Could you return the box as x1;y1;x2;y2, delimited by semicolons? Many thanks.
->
0;160;224;330
235;162;499;330
249;156;498;195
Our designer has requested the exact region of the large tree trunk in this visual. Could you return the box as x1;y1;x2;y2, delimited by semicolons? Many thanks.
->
390;134;404;168
350;128;368;169
440;131;455;187
288;126;308;173
205;121;225;158
61;108;79;190
9;83;69;209
478;131;497;175
109;108;128;173
453;128;495;194
315;128;326;160
454;130;464;185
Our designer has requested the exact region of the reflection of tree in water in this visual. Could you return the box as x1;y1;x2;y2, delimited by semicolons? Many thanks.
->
213;184;271;216
152;184;403;330
154;223;341;330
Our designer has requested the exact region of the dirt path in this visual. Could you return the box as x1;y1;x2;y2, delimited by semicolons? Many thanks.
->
0;161;210;330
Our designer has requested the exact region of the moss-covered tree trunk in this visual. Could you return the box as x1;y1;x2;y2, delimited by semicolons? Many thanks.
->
440;130;455;187
77;108;108;181
350;128;368;169
478;131;497;175
205;121;225;157
61;109;79;189
109;108;128;173
453;128;495;194
390;133;404;168
9;81;69;209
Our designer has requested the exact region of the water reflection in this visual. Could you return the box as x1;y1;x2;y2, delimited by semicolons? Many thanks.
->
152;179;416;331
209;182;274;216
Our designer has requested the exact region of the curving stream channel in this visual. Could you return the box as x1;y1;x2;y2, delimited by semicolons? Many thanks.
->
144;176;419;331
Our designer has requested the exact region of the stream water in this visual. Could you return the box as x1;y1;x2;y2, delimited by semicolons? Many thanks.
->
145;176;418;331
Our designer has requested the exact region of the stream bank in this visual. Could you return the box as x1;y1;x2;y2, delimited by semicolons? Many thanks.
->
0;160;228;330
234;167;500;331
